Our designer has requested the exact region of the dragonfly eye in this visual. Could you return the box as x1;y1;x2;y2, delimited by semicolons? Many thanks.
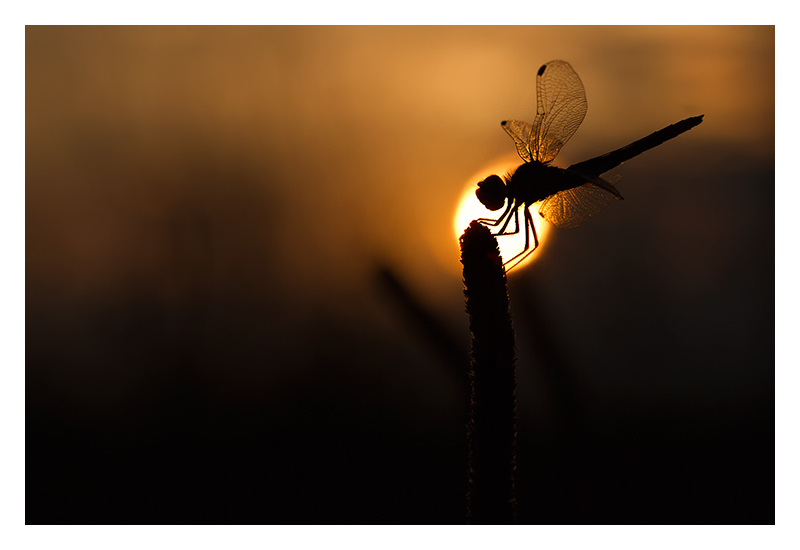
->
475;174;506;211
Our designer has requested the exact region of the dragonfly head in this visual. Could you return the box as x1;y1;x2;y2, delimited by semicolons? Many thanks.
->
475;174;507;211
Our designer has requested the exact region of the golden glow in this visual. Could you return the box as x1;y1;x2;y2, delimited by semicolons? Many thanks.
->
453;159;551;271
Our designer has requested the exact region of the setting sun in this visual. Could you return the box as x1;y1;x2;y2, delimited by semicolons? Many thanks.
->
454;159;551;272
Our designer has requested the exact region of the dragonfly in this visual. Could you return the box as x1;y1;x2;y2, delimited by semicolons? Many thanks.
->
476;60;703;270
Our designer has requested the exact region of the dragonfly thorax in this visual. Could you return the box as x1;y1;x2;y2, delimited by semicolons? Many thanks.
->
506;161;584;206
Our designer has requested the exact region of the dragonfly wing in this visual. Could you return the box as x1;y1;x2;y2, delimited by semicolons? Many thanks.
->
501;120;533;163
538;182;620;228
567;170;624;199
529;60;587;164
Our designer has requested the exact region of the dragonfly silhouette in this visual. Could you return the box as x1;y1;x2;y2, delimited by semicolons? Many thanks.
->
476;60;703;270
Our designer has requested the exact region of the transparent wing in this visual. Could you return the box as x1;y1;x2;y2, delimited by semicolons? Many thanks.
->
529;60;587;164
537;181;620;228
501;120;533;163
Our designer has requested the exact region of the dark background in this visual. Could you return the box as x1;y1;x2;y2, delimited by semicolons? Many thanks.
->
26;26;774;524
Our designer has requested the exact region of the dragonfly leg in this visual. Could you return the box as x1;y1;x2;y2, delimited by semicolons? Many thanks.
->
479;208;520;237
497;206;520;236
477;203;520;237
504;207;539;271
528;207;539;250
476;199;514;228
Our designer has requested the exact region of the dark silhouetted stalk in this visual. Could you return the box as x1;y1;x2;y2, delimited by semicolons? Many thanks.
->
461;221;518;524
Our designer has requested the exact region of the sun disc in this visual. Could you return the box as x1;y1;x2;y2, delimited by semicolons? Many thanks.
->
453;159;551;272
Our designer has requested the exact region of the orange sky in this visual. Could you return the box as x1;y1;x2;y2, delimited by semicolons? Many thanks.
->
27;26;773;306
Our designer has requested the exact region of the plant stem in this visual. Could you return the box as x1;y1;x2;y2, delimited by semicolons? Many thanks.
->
461;221;518;524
